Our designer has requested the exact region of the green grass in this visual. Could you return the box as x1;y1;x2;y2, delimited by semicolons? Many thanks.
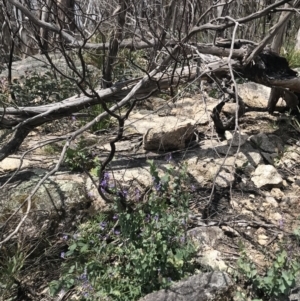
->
281;45;300;68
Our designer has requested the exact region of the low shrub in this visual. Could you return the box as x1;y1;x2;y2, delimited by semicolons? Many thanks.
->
50;160;197;300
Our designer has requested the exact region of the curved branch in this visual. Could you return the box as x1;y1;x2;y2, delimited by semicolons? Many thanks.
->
0;127;31;161
7;0;294;51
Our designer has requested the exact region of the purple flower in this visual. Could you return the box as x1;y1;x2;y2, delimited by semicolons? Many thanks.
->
154;214;159;222
114;229;120;235
71;115;76;121
62;235;68;240
100;179;108;189
135;188;141;201
155;182;161;191
191;185;196;192
99;221;107;230
60;252;65;259
279;218;284;229
113;214;119;220
119;189;128;198
100;172;110;189
73;233;79;240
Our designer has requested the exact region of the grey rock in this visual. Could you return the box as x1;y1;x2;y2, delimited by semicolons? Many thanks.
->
235;151;263;168
250;133;282;153
138;272;234;301
143;120;195;151
251;165;283;188
215;169;235;188
238;82;271;108
261;152;278;165
264;196;279;208
188;226;223;248
270;188;284;201
0;169;89;212
225;131;249;147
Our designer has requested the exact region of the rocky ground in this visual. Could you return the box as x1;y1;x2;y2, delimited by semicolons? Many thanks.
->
1;81;300;300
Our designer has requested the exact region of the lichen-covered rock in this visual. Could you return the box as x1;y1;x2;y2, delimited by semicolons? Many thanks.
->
143;120;195;151
138;272;234;301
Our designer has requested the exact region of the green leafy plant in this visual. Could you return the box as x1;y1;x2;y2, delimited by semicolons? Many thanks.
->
281;45;300;68
50;160;197;300
64;140;100;173
0;250;27;299
208;88;219;98
238;244;300;299
9;71;78;106
81;103;111;133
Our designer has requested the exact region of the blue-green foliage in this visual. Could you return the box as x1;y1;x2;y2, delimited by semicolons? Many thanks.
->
8;71;78;106
64;140;100;173
50;160;197;300
238;236;300;299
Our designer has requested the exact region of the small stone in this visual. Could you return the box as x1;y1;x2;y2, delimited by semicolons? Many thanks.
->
270;212;283;222
287;176;295;183
261;152;278;165
270;188;284;201
225;131;249;147
283;159;294;169
244;165;255;176
283;180;288;188
215;170;235;188
257;234;269;246
249;194;255;199
265;196;278;208
282;196;290;203
251;165;283;189
240;199;256;211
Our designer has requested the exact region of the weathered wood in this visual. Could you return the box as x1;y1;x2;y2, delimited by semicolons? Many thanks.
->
1;46;300;129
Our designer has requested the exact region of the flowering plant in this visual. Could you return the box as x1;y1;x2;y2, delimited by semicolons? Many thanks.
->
50;160;197;300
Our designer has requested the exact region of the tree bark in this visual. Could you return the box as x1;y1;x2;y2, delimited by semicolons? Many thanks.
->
102;0;127;88
268;2;300;113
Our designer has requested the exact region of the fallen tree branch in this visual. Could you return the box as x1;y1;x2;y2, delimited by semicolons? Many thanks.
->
2;45;300;128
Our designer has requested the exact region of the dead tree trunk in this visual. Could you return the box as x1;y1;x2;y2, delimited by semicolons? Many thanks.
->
268;2;300;113
102;0;127;88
